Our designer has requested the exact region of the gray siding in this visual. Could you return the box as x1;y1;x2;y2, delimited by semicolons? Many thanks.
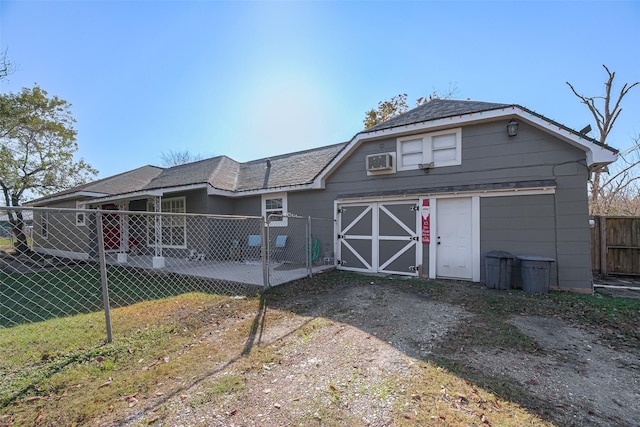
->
480;194;557;288
232;196;261;217
32;199;92;256
319;119;592;290
328;121;586;197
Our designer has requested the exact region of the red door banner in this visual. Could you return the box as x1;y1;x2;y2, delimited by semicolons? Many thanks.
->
421;199;430;244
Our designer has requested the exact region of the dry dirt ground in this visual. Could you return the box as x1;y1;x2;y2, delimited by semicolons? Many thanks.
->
116;272;639;427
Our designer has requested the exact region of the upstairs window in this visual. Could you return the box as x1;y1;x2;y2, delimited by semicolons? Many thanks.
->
262;192;288;227
397;128;461;171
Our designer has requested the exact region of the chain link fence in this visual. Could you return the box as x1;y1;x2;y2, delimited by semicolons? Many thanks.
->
266;213;336;287
1;207;335;341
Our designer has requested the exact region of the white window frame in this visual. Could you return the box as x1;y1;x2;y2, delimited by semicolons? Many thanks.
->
75;201;86;227
262;192;288;227
397;128;462;171
147;196;187;248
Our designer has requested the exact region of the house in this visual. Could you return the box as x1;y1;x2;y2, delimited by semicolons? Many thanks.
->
28;99;618;292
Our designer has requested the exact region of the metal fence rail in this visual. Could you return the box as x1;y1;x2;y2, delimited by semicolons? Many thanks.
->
1;207;335;341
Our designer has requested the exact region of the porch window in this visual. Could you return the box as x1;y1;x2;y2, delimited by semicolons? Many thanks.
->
397;128;461;171
147;196;186;248
262;192;288;227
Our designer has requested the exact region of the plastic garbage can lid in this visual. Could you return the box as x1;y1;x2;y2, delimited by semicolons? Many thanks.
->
485;250;515;259
517;255;555;262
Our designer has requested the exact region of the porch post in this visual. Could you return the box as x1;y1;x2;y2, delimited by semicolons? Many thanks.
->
262;218;269;289
152;196;165;268
117;201;128;263
307;216;312;278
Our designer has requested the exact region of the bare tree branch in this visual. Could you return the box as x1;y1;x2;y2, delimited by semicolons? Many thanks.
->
567;65;639;215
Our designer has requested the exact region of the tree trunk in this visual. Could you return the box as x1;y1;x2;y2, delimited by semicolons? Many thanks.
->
8;197;32;255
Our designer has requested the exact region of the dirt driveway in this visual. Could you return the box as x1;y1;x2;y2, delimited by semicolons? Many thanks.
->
121;271;640;427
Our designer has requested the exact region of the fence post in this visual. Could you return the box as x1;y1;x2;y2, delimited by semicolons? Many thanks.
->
599;216;607;277
96;211;113;343
262;218;269;289
307;216;312;278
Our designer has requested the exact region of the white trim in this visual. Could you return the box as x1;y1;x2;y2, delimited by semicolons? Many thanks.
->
335;200;419;276
429;198;437;279
335;195;483;282
146;196;187;249
75;201;86;226
471;196;480;282
84;189;163;205
28;191;108;206
335;186;555;205
32;247;90;260
262;192;288;227
397;128;461;171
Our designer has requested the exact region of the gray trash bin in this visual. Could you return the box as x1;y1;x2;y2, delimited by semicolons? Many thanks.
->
485;251;514;290
517;255;555;293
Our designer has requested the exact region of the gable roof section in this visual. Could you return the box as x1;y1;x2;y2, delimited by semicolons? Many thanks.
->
314;100;619;186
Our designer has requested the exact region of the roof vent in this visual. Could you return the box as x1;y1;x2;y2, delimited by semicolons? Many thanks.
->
366;153;393;171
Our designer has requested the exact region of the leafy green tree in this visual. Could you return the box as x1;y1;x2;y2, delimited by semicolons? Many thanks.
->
0;85;97;253
364;93;409;129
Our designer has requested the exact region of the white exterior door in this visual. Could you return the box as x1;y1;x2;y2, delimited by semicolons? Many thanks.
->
436;198;473;279
337;201;420;276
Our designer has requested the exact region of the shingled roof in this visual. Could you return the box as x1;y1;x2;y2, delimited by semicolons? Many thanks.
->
236;143;346;191
28;165;164;204
141;156;240;191
365;99;511;132
30;143;347;204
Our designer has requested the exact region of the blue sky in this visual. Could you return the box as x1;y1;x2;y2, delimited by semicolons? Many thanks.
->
1;0;639;179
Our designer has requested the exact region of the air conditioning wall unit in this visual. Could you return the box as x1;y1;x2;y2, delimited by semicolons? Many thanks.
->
366;153;393;171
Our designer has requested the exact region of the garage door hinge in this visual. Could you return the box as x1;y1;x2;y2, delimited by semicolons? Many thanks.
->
409;265;418;271
410;236;419;241
410;205;419;211
338;260;346;265
337;208;345;213
337;234;344;239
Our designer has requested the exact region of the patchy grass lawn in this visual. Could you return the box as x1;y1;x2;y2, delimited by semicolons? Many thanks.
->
1;271;638;426
0;263;257;326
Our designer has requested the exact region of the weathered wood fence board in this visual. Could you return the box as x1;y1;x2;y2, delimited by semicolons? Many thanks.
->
591;216;640;276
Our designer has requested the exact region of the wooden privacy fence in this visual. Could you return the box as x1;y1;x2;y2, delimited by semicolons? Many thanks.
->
591;216;640;276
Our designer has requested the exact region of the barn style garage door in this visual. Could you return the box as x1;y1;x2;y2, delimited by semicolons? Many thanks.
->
336;201;420;276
